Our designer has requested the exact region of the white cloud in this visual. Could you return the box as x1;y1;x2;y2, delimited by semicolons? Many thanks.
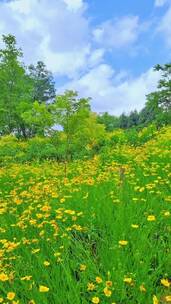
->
0;0;161;114
155;0;169;7
63;0;84;11
60;66;161;115
0;0;92;76
158;5;171;48
93;16;140;49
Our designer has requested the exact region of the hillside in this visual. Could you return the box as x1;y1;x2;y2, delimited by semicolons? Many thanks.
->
0;126;171;303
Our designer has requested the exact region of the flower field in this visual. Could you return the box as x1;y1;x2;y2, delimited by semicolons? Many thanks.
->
0;127;171;304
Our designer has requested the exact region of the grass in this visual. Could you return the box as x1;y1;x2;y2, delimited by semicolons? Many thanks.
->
0;126;171;304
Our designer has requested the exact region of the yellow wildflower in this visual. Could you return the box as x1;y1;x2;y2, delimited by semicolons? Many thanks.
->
153;295;159;304
103;287;112;297
140;284;146;292
147;215;156;222
20;276;32;281
80;264;86;271
92;297;100;303
106;280;112;287
39;285;49;292
119;240;128;246
96;276;102;283
161;278;170;287
87;282;95;291
164;211;170;217
43;261;50;267
7;292;16;300
123;277;133;285
131;224;139;229
165;295;171;302
0;273;9;281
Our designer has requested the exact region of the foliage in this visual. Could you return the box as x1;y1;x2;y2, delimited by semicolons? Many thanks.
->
0;126;170;303
154;63;171;111
0;34;33;137
28;61;56;103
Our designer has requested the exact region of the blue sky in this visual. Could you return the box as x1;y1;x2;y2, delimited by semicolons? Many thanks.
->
0;0;171;114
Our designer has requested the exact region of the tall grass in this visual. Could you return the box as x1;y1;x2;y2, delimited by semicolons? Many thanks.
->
0;126;171;303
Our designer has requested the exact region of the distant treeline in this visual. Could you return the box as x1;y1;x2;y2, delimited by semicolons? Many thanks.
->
0;34;170;141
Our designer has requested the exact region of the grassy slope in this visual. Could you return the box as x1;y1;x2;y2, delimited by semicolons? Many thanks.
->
0;127;171;304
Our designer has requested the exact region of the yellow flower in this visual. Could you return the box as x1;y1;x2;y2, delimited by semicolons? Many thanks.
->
147;215;156;222
131;224;139;229
164;211;170;217
95;276;102;283
7;292;16;301
119;240;128;246
140;284;146;292
0;298;3;303
153;295;159;304
161;278;170;287
0;272;9;281
41;205;51;212
103;287;112;297
123;277;133;285
39;285;49;293
80;264;86;271
92;297;100;304
28;300;36;304
87;282;95;291
20;276;32;281
165;295;171;302
43;261;50;267
106;280;112;287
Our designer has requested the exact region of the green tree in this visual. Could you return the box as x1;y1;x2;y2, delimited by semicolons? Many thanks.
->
28;61;56;103
97;112;120;131
0;34;33;137
154;63;171;111
119;113;128;129
127;110;139;128
21;101;54;136
52;90;91;160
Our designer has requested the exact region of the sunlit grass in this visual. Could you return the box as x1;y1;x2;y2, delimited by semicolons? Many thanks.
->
0;127;171;303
